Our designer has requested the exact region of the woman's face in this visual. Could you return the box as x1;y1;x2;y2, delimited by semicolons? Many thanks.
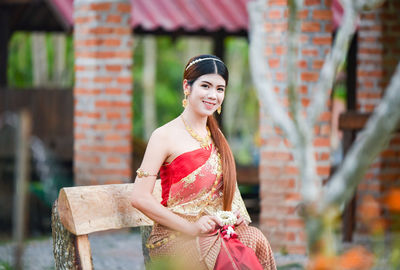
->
184;73;226;117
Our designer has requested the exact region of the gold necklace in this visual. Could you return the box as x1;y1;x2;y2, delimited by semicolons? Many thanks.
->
181;115;211;148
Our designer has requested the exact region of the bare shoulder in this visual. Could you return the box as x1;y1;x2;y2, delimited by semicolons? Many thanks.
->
148;117;182;152
151;117;177;139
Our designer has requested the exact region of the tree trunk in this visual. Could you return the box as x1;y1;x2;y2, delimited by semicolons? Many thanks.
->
140;226;153;270
143;36;157;140
52;200;93;270
249;0;400;253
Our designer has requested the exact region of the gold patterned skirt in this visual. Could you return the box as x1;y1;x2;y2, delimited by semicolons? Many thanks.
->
147;223;277;270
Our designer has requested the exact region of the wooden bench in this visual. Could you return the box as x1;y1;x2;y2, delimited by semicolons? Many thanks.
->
51;182;162;270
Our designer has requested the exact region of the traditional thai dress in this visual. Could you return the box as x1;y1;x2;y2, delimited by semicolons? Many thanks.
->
147;144;276;270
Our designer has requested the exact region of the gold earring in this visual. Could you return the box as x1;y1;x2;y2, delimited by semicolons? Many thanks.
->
182;91;189;108
217;106;222;114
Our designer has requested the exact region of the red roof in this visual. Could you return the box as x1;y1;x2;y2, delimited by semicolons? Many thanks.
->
50;0;252;33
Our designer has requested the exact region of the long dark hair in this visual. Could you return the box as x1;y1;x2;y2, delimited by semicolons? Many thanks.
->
183;54;236;211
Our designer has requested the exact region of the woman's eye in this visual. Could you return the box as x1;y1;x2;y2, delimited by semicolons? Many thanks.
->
202;84;209;88
218;88;225;92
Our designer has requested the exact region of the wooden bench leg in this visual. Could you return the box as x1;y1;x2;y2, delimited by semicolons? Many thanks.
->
75;235;93;270
52;200;94;270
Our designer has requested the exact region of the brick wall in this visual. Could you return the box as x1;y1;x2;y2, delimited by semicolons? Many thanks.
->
355;1;400;236
74;0;133;185
259;0;332;254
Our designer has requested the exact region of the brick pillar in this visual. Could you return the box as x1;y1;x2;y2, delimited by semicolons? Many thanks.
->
74;0;133;185
355;1;400;236
259;0;332;254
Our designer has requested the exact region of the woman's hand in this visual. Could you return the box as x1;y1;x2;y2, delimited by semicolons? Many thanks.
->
193;215;221;235
234;210;246;227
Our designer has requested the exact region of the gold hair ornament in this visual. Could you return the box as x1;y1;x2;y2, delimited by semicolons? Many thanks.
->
185;57;224;70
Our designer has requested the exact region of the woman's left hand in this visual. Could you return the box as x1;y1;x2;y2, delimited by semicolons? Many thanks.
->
234;210;245;227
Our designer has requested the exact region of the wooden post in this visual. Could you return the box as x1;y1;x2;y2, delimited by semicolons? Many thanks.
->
143;36;157;140
213;31;225;128
32;33;49;87
53;34;67;87
346;33;358;110
0;7;10;88
342;33;358;242
341;130;357;242
12;110;31;270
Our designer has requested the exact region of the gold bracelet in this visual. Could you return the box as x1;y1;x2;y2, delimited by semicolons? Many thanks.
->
136;168;157;178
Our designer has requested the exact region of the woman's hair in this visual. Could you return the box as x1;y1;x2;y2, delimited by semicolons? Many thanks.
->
183;54;236;211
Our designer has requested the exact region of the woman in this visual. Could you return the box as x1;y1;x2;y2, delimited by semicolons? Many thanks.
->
131;54;276;269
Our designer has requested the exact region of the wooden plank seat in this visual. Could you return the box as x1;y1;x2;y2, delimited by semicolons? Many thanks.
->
51;181;162;270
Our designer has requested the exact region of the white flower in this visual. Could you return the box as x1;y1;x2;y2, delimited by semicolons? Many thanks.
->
226;226;235;236
216;211;237;226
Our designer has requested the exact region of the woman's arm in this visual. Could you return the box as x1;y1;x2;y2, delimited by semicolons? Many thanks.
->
131;128;219;236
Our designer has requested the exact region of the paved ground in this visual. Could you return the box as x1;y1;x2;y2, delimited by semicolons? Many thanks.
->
0;231;144;270
0;230;307;270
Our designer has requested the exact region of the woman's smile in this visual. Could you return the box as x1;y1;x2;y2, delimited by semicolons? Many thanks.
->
203;100;216;110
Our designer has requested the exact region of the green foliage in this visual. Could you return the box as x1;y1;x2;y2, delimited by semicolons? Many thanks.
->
277;263;304;270
0;261;13;270
7;32;33;87
333;83;346;101
390;239;400;269
132;39;144;137
29;171;73;208
133;37;200;139
64;35;75;86
7;32;74;88
45;33;55;80
147;257;176;270
154;37;183;125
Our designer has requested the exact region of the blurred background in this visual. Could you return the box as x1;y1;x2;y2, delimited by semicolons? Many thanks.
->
0;0;263;241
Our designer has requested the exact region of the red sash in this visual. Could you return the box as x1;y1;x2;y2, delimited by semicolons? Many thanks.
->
215;232;263;270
